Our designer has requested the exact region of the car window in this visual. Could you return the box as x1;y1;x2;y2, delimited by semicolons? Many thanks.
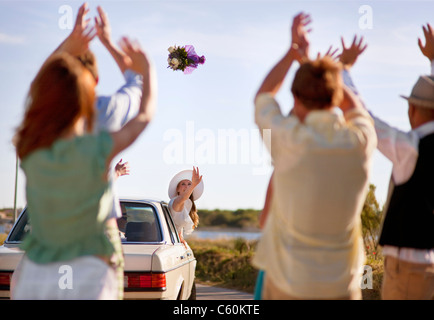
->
6;209;30;242
7;202;163;244
117;202;162;243
162;203;180;244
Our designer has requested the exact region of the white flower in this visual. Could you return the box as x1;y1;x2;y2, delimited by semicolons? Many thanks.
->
171;58;179;67
168;46;176;53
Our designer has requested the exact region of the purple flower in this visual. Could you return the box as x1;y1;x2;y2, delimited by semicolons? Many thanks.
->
183;45;206;74
185;45;206;64
167;44;205;74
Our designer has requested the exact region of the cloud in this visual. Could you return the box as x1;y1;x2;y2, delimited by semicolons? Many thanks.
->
0;32;25;45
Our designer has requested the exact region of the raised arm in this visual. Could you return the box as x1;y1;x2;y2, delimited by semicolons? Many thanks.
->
45;3;95;63
171;167;202;212
338;84;365;113
418;23;434;75
338;35;368;103
418;23;434;62
95;6;130;75
254;12;311;100
107;37;157;163
338;35;367;71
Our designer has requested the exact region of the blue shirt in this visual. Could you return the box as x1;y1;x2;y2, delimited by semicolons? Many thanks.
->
96;70;143;132
95;70;143;219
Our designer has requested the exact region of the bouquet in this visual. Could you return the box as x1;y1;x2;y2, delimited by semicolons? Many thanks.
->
167;45;206;74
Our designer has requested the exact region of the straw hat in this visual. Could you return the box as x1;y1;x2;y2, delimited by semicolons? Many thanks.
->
168;169;204;200
401;75;434;109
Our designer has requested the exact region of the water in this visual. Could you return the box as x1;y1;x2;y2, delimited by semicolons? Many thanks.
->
186;229;261;241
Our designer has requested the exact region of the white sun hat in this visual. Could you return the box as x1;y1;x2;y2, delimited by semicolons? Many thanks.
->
168;169;204;200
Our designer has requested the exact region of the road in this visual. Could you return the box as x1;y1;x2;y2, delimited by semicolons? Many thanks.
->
196;283;254;300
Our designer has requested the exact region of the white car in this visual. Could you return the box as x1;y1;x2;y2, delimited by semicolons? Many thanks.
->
0;198;197;300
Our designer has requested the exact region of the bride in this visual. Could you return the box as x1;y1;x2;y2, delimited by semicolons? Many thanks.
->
168;167;204;246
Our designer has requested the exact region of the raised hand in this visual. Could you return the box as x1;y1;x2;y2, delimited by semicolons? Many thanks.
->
338;35;368;70
191;166;203;188
291;12;312;62
118;37;151;76
94;6;111;45
317;46;340;61
418;23;434;62
115;158;130;178
61;3;96;56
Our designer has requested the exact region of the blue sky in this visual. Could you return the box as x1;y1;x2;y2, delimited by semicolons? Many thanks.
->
0;0;433;211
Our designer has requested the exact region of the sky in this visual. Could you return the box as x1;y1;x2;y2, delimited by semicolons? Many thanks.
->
0;0;433;213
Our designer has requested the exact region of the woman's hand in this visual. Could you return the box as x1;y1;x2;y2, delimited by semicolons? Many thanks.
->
179;232;188;249
118;37;152;76
61;3;96;57
191;166;203;188
290;12;311;62
94;6;112;46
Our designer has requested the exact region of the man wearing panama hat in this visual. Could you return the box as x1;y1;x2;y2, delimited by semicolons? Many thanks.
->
342;23;434;300
168;167;204;247
376;76;434;300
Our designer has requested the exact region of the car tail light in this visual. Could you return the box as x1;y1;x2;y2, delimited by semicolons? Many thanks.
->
0;272;12;288
124;272;166;289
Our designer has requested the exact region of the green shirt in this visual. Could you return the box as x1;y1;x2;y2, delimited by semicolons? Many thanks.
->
20;131;115;264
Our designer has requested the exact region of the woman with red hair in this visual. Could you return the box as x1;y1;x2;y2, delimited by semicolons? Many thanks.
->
11;32;156;299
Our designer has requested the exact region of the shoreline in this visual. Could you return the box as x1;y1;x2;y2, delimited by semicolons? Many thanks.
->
194;226;261;233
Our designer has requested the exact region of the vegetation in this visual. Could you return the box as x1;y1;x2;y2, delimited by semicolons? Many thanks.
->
189;237;384;300
361;184;383;257
0;234;7;245
190;183;385;300
197;209;261;230
189;238;259;293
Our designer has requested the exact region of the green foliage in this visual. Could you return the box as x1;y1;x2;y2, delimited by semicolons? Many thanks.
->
0;234;7;245
361;184;383;256
198;209;260;229
189;238;259;293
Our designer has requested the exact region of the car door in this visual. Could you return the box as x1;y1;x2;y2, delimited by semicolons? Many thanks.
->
161;203;193;298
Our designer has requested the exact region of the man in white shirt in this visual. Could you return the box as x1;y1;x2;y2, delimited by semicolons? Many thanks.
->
343;23;434;300
252;13;377;300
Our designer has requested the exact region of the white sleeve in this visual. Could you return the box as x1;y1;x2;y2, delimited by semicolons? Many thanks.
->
372;115;419;184
168;198;194;235
342;70;419;184
95;70;143;132
168;198;183;229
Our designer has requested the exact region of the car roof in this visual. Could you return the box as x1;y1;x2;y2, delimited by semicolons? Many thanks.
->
119;196;168;205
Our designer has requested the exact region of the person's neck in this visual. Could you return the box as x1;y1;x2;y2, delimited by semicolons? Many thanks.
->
60;118;86;139
410;116;434;130
293;102;333;123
